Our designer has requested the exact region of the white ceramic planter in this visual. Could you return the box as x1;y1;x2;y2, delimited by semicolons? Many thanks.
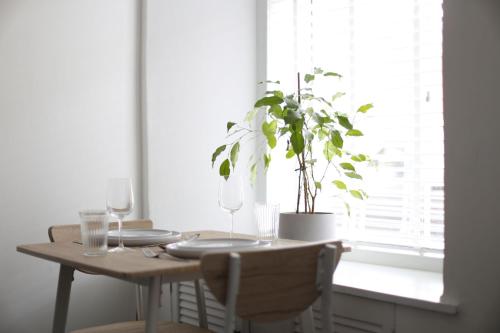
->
278;212;336;242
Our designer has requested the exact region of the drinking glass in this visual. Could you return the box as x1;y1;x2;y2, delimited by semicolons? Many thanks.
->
106;178;134;252
254;202;280;242
79;209;109;256
218;176;243;239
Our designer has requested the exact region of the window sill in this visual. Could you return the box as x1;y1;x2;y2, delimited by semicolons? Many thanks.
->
333;260;458;314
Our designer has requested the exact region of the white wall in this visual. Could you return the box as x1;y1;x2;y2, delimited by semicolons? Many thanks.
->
396;0;500;332
0;0;142;331
146;0;258;235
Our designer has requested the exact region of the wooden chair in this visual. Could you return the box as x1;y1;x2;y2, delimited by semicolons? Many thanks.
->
71;240;342;333
48;219;154;320
202;241;341;333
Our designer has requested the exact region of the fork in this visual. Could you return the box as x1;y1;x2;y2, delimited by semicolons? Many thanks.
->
142;247;159;258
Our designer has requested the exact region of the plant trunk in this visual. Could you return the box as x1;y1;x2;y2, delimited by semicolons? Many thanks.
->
295;165;301;214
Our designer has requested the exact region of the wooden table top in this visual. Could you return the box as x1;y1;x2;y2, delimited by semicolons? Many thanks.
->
16;230;309;282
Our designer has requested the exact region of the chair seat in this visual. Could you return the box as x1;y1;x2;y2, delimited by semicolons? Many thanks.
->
71;321;212;333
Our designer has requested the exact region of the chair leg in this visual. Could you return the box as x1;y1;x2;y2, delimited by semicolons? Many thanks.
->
135;284;144;320
171;282;180;323
300;306;315;333
240;319;250;333
224;253;241;333
194;279;208;329
319;245;337;333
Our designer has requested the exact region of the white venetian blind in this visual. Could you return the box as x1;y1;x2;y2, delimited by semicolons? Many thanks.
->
266;0;444;254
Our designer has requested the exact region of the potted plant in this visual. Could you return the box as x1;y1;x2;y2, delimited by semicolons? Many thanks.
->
211;68;373;241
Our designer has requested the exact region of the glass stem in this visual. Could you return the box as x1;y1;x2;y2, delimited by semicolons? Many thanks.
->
230;213;234;239
118;217;124;249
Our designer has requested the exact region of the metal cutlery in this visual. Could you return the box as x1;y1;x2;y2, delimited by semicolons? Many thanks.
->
142;247;159;258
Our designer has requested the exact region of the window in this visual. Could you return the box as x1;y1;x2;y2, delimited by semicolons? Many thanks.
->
266;0;444;256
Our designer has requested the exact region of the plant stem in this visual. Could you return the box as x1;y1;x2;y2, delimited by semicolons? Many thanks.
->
296;154;302;214
301;151;309;213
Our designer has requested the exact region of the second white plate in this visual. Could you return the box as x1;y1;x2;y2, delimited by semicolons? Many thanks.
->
108;229;182;246
165;238;270;258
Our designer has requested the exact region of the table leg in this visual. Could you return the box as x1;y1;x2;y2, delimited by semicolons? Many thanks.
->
135;284;144;320
52;264;75;333
145;276;161;333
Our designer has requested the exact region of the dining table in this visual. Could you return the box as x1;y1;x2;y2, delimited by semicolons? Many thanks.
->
16;230;310;333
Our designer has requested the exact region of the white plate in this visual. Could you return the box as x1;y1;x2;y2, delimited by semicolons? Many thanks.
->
166;238;270;258
108;229;182;246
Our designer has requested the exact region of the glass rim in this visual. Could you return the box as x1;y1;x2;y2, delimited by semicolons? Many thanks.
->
79;209;108;217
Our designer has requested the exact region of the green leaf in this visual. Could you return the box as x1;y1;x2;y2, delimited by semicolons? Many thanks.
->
289;118;304;133
340;162;355;171
331;92;345;102
264;153;271;170
250;163;257;184
324;72;342;78
337;115;353;130
314;67;324;74
284;109;301;124
226;122;236;132
254;96;284;108
273;90;285;98
318;127;329;140
323;141;335;162
269;104;283;119
346;129;363;136
316;96;332;108
313;112;332;126
211;145;226;167
258;80;280;84
219;159;230;180
315;181;322;190
350;190;364;200
332;180;347;190
304;74;315;83
262;120;278;149
230;142;240;168
285;96;299;110
357;103;373;113
286;149;296;159
290;131;305;154
331;130;344;148
279;127;290;136
244;108;258;123
344;202;351;217
345;172;363;180
351;154;367;162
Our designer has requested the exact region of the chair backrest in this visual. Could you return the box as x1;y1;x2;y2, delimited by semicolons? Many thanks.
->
201;241;342;327
48;219;153;242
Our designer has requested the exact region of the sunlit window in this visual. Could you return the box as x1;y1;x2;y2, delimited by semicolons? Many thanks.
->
267;0;444;255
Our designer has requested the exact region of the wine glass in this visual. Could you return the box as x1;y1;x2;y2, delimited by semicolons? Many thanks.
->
106;178;134;252
218;176;243;239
